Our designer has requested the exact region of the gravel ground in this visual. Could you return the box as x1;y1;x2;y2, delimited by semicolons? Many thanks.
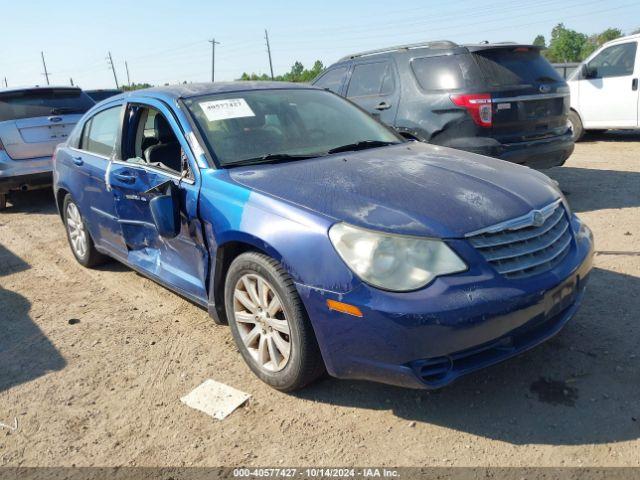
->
0;132;639;467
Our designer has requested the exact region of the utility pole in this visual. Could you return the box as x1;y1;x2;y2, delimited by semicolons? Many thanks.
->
106;51;119;89
41;51;50;85
209;38;220;83
70;77;74;86
264;29;275;80
125;61;131;87
3;77;7;88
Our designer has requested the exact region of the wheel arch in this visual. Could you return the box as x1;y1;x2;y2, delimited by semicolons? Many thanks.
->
207;234;285;326
55;187;70;219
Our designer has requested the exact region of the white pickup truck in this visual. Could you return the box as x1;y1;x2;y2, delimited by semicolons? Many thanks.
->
567;33;639;140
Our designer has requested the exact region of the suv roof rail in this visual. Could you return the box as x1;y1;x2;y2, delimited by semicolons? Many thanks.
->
339;40;458;61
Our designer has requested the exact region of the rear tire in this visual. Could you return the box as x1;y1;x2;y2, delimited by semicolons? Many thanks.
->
224;252;325;391
568;110;584;142
63;194;108;268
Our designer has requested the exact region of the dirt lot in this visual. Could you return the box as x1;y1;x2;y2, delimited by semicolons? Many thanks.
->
1;133;639;467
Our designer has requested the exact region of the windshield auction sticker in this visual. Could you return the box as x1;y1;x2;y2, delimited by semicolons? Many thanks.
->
199;98;255;122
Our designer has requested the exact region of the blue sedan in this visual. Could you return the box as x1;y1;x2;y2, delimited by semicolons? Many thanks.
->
52;83;594;391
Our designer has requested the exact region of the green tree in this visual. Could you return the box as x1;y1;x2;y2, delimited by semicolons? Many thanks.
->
546;23;587;62
533;35;546;48
581;27;623;58
121;82;153;91
237;60;325;83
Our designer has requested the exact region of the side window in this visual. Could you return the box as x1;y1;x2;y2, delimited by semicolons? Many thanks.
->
587;42;637;79
411;55;471;91
347;62;394;98
314;67;348;94
124;105;185;175
80;106;121;156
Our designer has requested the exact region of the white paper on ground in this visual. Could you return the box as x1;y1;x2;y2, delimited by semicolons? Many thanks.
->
181;379;251;420
199;98;255;122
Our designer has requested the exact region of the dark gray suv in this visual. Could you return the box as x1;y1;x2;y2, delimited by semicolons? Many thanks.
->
313;41;574;169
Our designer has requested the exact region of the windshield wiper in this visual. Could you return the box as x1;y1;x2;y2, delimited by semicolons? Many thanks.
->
326;140;400;155
228;153;319;167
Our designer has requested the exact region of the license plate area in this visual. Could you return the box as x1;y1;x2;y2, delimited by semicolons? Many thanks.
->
545;275;578;318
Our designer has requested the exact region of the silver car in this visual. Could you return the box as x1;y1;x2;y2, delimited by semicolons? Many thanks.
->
0;86;95;209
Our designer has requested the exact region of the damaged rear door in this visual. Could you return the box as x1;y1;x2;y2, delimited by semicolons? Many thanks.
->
107;98;209;303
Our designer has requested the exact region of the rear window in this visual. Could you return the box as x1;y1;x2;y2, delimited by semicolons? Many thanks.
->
410;54;481;91
472;48;562;87
86;90;121;102
0;88;95;122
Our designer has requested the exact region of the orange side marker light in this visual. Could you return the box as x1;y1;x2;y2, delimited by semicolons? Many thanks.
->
326;299;363;318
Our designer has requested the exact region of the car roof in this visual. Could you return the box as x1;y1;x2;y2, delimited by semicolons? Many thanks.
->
601;32;640;47
337;41;540;62
0;85;82;94
106;81;316;104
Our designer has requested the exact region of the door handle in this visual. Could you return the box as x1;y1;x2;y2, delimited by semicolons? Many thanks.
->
632;78;638;91
72;156;84;166
375;101;392;111
114;172;136;184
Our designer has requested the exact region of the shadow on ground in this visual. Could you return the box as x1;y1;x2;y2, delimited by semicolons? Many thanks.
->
1;189;57;215
544;129;640;213
546;166;640;213
298;267;640;446
579;130;640;143
0;243;66;393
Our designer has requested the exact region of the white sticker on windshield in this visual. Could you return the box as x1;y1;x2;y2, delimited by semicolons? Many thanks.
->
199;98;255;122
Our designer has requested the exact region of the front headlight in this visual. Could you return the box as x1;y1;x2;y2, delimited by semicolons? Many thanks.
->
328;223;467;292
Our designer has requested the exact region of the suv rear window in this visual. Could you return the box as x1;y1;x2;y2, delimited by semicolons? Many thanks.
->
410;54;481;91
0;88;95;122
472;48;562;87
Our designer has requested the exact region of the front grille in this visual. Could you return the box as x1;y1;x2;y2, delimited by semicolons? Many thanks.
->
467;202;572;279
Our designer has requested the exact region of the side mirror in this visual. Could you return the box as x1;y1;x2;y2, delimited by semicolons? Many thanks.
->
149;181;181;239
582;64;596;80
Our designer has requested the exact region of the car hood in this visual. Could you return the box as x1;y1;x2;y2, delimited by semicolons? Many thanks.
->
229;142;561;238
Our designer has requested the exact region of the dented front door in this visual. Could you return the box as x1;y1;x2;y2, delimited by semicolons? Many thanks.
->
107;162;209;303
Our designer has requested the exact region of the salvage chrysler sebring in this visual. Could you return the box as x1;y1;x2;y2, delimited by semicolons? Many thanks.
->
52;83;594;391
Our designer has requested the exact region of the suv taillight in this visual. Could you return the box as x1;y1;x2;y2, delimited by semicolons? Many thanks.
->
450;93;492;127
0;138;4;151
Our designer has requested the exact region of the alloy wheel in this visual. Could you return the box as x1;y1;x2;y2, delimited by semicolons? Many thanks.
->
66;202;87;259
233;273;291;372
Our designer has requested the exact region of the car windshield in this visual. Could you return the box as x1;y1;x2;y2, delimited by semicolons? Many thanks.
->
0;88;95;122
183;88;402;167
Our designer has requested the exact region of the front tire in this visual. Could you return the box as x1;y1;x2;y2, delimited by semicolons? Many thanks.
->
63;194;107;268
224;252;325;391
568;110;584;142
0;194;7;211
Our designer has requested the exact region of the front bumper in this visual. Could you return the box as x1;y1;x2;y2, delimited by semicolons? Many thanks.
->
297;216;593;389
444;132;575;170
0;153;53;194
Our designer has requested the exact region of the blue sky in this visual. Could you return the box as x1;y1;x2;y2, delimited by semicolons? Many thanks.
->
1;0;639;89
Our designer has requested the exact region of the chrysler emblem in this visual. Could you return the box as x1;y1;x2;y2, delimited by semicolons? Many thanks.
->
532;211;545;227
539;84;551;93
